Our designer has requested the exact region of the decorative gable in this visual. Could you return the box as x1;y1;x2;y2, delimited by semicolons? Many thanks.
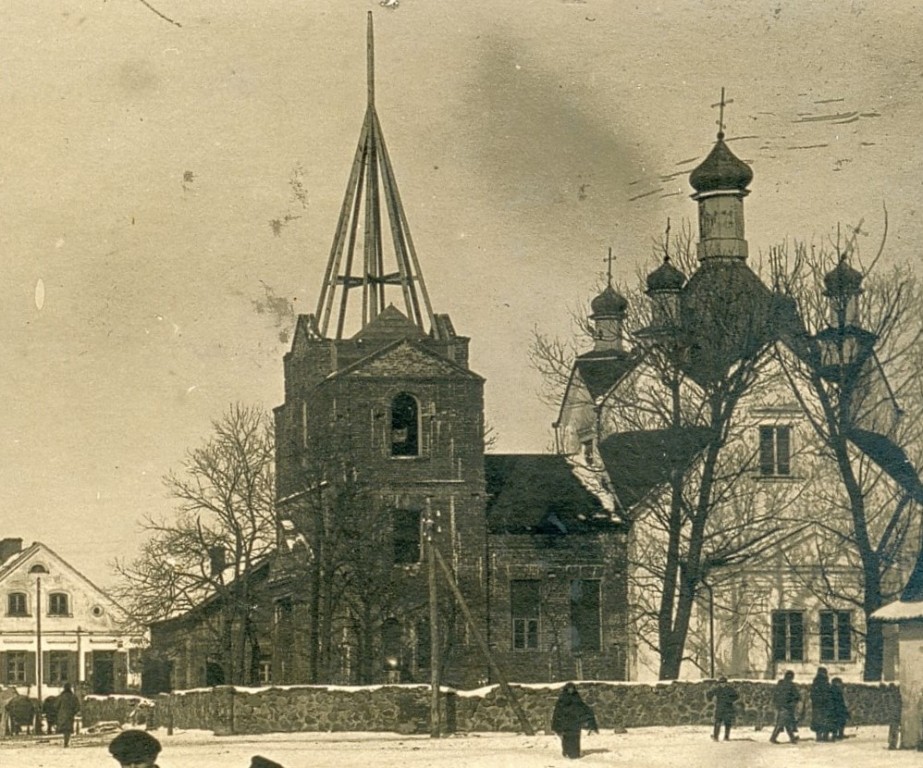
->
337;340;478;380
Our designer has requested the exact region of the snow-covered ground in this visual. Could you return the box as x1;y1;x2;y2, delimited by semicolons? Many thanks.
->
0;725;915;767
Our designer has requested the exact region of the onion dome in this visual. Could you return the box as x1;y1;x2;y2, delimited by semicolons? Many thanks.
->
590;284;628;319
646;257;687;293
823;258;864;298
689;133;753;194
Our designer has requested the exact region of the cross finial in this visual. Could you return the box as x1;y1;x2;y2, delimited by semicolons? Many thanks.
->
711;87;733;139
605;247;615;287
367;11;375;107
663;218;672;262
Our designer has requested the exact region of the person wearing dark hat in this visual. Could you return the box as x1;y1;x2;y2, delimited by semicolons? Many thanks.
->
551;682;598;759
108;729;162;767
706;676;739;741
250;757;285;768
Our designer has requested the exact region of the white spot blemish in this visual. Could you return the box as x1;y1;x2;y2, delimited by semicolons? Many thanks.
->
55;238;65;249
35;279;45;310
186;385;198;394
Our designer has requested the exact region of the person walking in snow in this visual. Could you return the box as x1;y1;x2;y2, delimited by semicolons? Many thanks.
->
706;676;739;741
810;666;834;741
829;677;849;740
769;670;800;743
55;683;79;748
551;682;599;759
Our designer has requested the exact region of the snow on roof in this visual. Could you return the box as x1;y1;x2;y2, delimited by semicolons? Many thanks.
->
871;599;923;623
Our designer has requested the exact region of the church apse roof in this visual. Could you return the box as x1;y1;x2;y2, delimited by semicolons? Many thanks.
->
574;349;639;401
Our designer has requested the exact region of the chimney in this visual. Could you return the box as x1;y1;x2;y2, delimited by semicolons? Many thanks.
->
0;538;24;563
208;546;227;576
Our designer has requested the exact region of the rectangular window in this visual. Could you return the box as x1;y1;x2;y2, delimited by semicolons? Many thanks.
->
393;509;422;565
820;610;852;662
759;425;792;476
7;652;27;684
510;579;540;650
48;651;70;685
48;593;69;616
7;593;27;616
258;660;272;685
570;579;601;652
772;610;804;662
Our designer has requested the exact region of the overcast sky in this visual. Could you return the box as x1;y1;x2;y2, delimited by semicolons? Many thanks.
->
2;0;922;585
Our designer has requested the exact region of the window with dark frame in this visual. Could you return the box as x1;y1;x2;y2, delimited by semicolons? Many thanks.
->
569;579;601;652
7;592;27;616
6;651;27;684
393;509;422;565
759;425;792;476
48;592;69;616
820;610;852;662
510;579;540;650
771;610;804;662
391;392;420;457
48;651;70;685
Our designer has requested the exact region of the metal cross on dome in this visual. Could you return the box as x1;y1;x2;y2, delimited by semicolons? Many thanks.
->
711;87;734;137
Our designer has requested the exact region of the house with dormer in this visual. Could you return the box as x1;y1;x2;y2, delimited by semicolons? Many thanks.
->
0;538;143;696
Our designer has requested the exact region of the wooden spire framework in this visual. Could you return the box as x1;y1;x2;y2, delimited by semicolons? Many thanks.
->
314;12;436;339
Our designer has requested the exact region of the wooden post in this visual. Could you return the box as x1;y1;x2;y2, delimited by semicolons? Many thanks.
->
431;544;534;736
427;532;441;738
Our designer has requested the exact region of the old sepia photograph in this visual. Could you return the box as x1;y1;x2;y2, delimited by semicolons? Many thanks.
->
2;1;922;766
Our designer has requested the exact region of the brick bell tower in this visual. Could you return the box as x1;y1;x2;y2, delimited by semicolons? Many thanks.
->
272;13;488;687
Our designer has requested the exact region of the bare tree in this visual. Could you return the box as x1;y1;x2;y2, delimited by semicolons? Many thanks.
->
113;403;276;685
769;229;923;680
533;222;801;679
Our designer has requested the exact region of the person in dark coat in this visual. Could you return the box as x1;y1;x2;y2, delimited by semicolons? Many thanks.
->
551;682;598;759
109;729;162;767
810;666;833;741
769;670;800;743
829;676;849;740
55;683;80;747
706;676;739;741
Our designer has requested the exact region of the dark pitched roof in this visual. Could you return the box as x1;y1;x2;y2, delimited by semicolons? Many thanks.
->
352;305;427;344
680;260;776;385
574;349;639;400
598;427;712;511
484;454;620;535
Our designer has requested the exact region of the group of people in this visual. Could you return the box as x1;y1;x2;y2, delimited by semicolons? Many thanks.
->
709;667;850;745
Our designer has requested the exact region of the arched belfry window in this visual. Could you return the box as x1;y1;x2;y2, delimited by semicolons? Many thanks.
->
391;392;419;457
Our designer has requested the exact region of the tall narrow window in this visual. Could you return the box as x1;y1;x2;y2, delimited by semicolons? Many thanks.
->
6;652;28;684
391;393;419;456
48;651;71;685
510;580;540;650
7;592;27;616
570;579;601;652
771;610;804;662
48;593;69;616
393;509;422;565
820;610;852;662
382;617;402;671
759;425;792;476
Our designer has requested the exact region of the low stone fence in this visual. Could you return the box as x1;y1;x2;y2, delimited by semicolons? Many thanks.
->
81;679;901;736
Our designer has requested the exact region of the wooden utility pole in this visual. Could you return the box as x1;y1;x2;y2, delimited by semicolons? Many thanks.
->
427;529;442;737
431;544;534;736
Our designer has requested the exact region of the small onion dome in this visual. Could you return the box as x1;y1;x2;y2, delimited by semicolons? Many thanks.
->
689;133;753;194
823;258;864;298
590;284;628;319
646;257;687;293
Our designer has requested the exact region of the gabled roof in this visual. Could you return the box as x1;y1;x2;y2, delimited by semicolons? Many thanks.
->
325;337;482;382
598;427;712;511
484;454;624;535
0;541;128;618
351;305;428;344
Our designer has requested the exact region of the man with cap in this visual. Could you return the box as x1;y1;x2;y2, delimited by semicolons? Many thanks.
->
108;729;162;767
706;675;740;741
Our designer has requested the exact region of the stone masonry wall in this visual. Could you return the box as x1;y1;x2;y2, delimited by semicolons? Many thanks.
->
81;679;901;736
